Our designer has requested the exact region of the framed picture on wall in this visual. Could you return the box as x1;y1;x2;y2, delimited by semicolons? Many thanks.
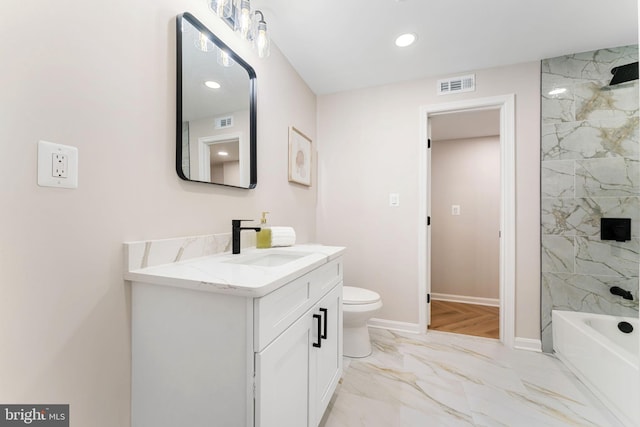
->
288;126;312;186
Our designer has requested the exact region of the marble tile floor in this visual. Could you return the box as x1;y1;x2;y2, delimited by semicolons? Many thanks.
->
320;328;624;427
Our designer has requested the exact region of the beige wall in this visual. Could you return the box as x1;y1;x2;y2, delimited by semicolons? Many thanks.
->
431;136;500;300
0;1;317;425
317;61;541;339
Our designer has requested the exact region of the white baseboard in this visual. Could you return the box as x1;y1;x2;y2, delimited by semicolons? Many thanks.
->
367;318;421;334
431;293;500;307
514;337;542;352
367;318;537;353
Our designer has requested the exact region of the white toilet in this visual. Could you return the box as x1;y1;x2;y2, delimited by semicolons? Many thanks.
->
342;286;383;358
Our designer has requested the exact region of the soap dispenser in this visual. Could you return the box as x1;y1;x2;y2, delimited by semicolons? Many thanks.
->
256;211;272;249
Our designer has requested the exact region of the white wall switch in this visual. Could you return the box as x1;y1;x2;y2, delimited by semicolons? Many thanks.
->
38;140;78;188
389;193;400;207
451;205;461;215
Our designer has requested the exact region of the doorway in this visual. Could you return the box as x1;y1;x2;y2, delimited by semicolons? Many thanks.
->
429;115;500;339
196;132;246;186
418;95;516;347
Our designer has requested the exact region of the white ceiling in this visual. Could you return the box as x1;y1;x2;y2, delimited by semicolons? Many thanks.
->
252;0;638;95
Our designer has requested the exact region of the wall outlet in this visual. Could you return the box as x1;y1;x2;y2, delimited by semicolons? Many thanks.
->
451;205;461;215
38;140;78;188
52;153;68;178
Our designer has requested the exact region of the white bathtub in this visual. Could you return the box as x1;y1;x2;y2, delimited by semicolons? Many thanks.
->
552;310;639;427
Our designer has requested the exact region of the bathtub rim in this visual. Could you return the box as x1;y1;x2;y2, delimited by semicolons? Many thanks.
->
552;310;639;368
552;310;639;427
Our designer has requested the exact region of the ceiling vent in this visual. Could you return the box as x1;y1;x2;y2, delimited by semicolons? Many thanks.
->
215;115;234;129
437;74;475;95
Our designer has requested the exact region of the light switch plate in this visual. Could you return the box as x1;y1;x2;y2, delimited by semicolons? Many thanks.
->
38;140;78;188
389;193;400;207
452;205;461;215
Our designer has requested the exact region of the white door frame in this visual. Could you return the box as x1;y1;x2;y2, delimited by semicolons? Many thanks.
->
418;94;516;348
197;132;243;183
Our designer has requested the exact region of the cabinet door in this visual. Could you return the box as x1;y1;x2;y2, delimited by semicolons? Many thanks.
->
310;284;343;427
255;311;312;427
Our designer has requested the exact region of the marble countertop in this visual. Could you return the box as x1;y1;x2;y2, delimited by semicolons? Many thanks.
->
124;244;345;297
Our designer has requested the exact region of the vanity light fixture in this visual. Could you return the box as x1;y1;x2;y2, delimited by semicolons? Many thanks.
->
218;151;229;156
209;0;232;18
395;33;416;47
237;0;252;40
207;0;271;59
204;80;221;89
253;11;270;58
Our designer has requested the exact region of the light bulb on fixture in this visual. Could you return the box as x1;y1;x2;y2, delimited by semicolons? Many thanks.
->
218;151;229;156
195;31;215;52
237;0;252;40
217;47;233;67
208;0;231;18
253;11;270;58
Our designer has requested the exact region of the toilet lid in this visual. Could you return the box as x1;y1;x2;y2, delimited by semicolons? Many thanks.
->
343;286;381;304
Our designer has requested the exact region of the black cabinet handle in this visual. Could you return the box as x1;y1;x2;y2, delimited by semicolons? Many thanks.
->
319;308;328;340
312;314;322;348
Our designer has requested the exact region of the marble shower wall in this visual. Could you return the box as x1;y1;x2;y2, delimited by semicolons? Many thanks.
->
541;45;640;352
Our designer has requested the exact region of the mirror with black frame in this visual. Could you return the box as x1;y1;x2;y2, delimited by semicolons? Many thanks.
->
176;12;257;188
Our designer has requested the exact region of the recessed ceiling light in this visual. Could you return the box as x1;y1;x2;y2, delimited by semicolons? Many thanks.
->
218;151;229;156
204;80;221;89
395;33;416;47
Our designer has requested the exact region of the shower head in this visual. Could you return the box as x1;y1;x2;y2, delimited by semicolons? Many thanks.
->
609;61;638;86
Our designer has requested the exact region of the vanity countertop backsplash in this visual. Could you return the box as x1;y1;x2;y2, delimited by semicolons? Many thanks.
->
124;233;345;297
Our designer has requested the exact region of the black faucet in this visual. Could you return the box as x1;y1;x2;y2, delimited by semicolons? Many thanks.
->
232;220;261;254
610;286;634;300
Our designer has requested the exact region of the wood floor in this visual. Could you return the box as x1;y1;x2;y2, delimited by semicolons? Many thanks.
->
429;300;499;339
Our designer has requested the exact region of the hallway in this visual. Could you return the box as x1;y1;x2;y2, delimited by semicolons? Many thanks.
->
430;300;499;339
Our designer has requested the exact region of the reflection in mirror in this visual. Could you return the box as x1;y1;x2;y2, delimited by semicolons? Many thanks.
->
177;12;257;188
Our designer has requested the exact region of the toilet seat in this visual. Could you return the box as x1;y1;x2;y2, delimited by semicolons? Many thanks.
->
343;286;381;305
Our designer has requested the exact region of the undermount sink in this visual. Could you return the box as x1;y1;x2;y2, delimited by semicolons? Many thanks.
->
225;251;311;267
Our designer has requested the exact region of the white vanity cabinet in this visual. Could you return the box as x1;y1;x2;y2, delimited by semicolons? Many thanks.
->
130;251;343;427
255;284;342;427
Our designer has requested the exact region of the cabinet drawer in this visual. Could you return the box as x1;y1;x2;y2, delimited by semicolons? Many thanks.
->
254;257;343;351
309;258;342;301
254;274;310;352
